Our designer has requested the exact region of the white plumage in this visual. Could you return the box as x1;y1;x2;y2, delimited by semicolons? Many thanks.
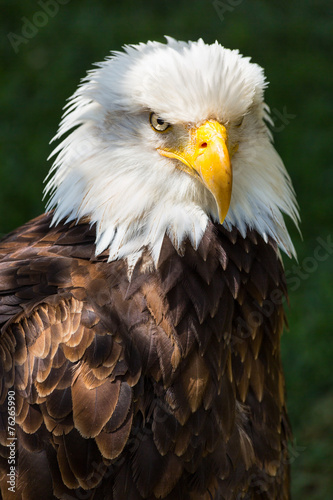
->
45;37;299;267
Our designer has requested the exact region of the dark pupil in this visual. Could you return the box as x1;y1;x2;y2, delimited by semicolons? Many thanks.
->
157;118;164;126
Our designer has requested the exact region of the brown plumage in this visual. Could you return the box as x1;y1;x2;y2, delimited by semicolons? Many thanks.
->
0;212;291;499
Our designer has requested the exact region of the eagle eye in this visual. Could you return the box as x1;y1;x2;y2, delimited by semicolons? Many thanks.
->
150;113;171;132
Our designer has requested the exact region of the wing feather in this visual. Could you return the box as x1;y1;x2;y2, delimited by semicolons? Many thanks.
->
0;218;136;496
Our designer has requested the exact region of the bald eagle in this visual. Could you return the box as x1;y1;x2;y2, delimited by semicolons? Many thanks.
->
0;38;299;499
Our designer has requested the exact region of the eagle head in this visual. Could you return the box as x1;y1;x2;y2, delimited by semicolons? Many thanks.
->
45;37;299;267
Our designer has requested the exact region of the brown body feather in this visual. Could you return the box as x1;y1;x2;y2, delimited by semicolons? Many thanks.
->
0;213;291;499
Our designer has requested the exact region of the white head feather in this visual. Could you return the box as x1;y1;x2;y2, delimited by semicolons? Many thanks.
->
45;37;299;267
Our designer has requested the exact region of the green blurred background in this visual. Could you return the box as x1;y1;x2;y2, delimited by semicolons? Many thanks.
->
1;1;332;498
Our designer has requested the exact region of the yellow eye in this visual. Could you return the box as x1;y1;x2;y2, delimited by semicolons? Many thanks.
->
150;113;171;132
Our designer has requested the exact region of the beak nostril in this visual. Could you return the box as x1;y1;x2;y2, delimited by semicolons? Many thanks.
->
200;142;207;149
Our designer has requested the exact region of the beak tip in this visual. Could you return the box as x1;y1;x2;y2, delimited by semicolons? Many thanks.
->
218;211;227;225
217;199;231;225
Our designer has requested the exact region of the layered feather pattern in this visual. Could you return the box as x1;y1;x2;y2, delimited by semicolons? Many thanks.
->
0;213;291;499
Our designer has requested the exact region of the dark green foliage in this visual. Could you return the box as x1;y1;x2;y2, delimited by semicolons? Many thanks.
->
1;1;332;498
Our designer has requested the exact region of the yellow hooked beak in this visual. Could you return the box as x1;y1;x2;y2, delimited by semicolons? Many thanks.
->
158;120;232;223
